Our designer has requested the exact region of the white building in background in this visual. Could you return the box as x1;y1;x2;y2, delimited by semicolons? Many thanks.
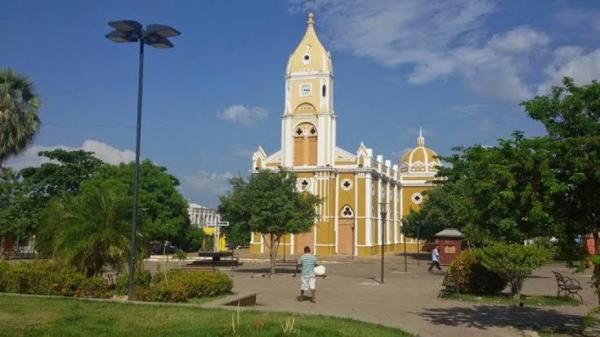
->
188;202;226;251
188;202;221;228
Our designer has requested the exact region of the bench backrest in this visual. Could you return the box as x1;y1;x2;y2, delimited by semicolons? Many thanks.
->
553;271;567;285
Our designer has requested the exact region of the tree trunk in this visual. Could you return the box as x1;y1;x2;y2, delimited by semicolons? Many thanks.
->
512;283;520;301
266;233;281;277
511;277;523;302
593;231;599;256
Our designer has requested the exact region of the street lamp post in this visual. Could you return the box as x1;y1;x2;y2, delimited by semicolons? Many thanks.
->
106;20;180;301
380;202;387;284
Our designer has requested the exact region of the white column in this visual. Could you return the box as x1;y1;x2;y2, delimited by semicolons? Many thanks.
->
393;183;398;244
330;116;337;166
291;233;294;255
386;180;391;244
365;173;372;246
354;172;359;256
260;234;264;254
377;177;382;245
334;172;339;253
282;117;293;167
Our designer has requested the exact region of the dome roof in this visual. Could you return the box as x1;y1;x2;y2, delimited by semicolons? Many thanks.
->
400;129;440;175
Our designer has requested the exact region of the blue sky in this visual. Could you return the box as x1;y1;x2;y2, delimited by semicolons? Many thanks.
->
2;0;599;207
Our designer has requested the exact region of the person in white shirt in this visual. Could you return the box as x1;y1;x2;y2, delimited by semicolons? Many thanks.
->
428;244;442;272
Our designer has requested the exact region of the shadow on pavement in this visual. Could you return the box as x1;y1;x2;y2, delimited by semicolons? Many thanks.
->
392;253;430;261
233;267;298;275
418;305;582;331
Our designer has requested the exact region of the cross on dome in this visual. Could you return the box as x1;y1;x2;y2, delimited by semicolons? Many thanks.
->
417;127;425;146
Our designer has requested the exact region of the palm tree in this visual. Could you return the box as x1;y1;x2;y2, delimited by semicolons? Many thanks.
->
0;69;41;164
39;180;132;276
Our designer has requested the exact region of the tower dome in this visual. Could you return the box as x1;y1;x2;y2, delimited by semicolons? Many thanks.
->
400;128;440;175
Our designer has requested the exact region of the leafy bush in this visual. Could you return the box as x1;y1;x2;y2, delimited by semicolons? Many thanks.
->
75;277;111;298
0;260;115;298
532;237;560;260
474;243;551;300
0;261;233;303
583;306;600;337
591;256;600;305
444;250;506;295
138;270;233;302
0;260;85;296
115;271;152;295
145;282;188;303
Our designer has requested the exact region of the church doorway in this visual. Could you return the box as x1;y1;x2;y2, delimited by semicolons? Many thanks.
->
338;218;354;255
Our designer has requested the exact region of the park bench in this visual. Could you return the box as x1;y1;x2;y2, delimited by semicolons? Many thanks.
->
552;271;583;302
188;250;240;270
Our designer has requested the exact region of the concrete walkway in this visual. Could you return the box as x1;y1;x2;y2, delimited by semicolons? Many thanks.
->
220;254;595;337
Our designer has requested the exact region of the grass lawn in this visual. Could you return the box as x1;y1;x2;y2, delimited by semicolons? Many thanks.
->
441;292;581;306
0;295;412;337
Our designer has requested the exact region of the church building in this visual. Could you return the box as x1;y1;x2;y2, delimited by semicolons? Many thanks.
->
250;13;440;257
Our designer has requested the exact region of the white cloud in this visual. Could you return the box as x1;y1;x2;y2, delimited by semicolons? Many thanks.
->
449;103;488;117
231;145;254;159
217;105;267;127
538;47;600;95
291;1;558;103
80;140;135;165
5;139;134;169
182;171;235;207
556;7;600;33
487;26;548;54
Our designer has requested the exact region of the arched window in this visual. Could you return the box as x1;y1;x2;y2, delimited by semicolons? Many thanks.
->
293;122;317;166
322;85;326;97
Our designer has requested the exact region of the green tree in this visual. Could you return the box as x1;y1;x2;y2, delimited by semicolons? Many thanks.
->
474;243;551;300
21;149;104;198
0;69;41;164
17;150;104;252
219;176;251;247
404;134;560;245
402;179;471;241
86;160;195;250
219;170;320;275
38;179;132;276
522;78;600;259
0;169;28;257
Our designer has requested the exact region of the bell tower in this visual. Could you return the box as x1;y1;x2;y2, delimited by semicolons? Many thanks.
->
281;12;336;167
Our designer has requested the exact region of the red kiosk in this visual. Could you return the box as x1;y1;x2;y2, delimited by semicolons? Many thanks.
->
434;228;464;265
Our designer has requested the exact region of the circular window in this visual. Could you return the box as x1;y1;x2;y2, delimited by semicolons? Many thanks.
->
303;54;311;62
298;178;311;192
411;192;424;205
341;179;353;191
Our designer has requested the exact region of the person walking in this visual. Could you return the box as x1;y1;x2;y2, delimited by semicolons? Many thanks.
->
428;244;442;272
297;246;318;303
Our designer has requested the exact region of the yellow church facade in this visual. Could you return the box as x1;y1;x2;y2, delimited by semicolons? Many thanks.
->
250;13;440;257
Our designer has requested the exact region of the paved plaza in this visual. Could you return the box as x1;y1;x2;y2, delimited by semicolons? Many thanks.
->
196;253;596;337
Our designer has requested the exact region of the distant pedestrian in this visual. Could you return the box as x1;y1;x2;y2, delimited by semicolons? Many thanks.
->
297;246;318;303
428;244;442;272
